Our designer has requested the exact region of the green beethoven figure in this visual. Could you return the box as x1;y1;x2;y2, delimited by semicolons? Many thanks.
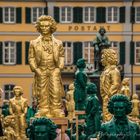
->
72;125;86;140
74;58;87;111
99;94;140;140
93;27;110;71
28;117;57;140
85;83;102;139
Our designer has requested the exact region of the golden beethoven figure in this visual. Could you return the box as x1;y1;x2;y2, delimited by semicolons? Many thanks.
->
66;83;75;122
100;49;121;122
120;78;131;99
9;86;28;140
28;15;65;118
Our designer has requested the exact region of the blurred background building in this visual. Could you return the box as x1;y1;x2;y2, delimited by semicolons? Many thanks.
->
0;0;140;104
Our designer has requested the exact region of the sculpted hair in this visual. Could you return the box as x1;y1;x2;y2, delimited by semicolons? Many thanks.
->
35;15;57;34
76;58;86;68
102;49;118;65
108;94;132;115
99;27;106;33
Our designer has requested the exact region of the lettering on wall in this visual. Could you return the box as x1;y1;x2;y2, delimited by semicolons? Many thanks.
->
68;25;110;31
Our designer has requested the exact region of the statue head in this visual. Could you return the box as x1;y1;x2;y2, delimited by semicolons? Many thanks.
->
76;58;86;68
86;82;97;95
101;49;118;66
132;94;139;100
29;117;57;140
69;83;74;90
99;27;106;36
13;86;23;97
122;78;130;86
108;94;132;118
35;15;57;35
4;115;15;128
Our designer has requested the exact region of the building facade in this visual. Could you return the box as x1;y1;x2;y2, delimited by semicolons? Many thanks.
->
0;0;140;104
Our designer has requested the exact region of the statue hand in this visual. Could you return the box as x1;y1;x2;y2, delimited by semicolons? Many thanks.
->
35;68;42;76
59;64;64;70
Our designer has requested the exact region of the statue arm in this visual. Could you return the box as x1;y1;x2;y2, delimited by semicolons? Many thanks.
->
28;41;37;72
78;73;87;89
9;100;13;115
109;70;121;96
59;42;65;70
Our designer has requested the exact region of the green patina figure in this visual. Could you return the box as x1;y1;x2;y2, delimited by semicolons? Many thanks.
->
85;83;102;139
2;100;10;117
26;100;37;126
74;58;87;111
93;27;110;71
28;117;57;140
99;94;140;140
72;125;86;140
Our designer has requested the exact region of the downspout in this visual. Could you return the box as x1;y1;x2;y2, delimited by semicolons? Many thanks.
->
131;0;134;96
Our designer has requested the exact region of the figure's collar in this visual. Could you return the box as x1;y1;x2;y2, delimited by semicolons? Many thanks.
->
41;35;52;41
113;117;128;125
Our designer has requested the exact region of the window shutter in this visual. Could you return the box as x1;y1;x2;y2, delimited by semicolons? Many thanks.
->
96;7;106;23
25;7;31;23
130;41;135;65
16;42;22;64
73;7;83;23
131;7;135;23
73;42;83;64
16;7;22;23
119;7;125;23
119;42;125;65
54;7;60;23
44;7;48;15
0;7;3;23
25;42;30;65
0;42;3;64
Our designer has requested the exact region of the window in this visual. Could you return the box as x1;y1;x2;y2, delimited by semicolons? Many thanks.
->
4;84;15;100
3;7;16;23
83;7;95;23
135;85;140;100
3;41;16;65
60;7;72;23
107;7;119;23
135;42;140;64
135;7;140;23
63;42;73;65
110;41;119;60
31;7;44;23
83;42;94;64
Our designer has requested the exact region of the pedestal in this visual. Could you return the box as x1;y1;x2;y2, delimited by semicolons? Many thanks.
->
75;111;85;140
51;117;68;140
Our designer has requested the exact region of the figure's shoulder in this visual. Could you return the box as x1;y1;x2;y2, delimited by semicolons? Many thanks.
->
53;36;63;45
30;36;41;45
128;119;139;128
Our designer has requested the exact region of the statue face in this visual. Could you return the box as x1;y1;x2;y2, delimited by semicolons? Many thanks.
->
34;125;49;140
40;21;51;36
14;88;21;97
100;29;105;36
113;101;126;118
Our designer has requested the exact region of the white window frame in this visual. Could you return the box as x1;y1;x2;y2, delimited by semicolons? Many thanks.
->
3;41;16;65
3;7;16;23
63;42;73;65
106;7;119;23
83;7;96;23
31;7;45;23
83;41;94;64
135;42;140;65
60;7;73;23
4;84;15;100
135;7;140;23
